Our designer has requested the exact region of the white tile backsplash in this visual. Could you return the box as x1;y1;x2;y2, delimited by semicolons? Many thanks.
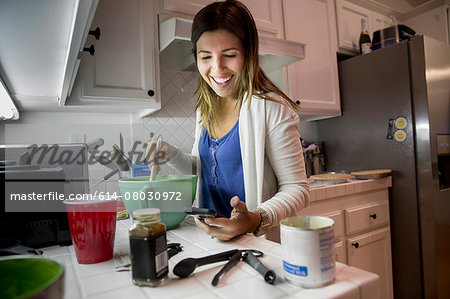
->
143;71;198;175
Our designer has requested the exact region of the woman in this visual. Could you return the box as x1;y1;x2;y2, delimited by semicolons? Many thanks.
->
149;0;309;241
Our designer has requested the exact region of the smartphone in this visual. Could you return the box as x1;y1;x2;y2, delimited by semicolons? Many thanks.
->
183;207;224;220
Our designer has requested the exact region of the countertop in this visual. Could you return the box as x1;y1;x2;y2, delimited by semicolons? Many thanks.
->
43;215;380;299
308;176;392;202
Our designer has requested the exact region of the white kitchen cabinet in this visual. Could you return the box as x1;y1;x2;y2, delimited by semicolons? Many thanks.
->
370;11;392;40
335;241;347;264
162;0;284;38
298;179;394;299
67;0;161;117
335;0;390;53
347;227;393;299
283;0;341;119
335;0;371;52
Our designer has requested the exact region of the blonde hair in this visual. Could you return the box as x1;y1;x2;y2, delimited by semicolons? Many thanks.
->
192;0;298;135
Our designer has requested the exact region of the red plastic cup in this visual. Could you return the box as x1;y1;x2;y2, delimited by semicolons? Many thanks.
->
64;198;117;264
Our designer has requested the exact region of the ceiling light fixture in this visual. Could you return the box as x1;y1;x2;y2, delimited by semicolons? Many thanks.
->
0;76;19;120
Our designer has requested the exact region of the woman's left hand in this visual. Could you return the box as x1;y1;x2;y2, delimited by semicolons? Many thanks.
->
194;196;262;241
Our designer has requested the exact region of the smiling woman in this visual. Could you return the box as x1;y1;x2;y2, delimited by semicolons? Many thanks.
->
196;29;245;102
148;0;310;242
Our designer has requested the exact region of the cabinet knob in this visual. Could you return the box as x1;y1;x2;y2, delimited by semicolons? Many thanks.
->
83;45;95;56
351;242;359;249
369;214;377;219
295;100;300;105
89;27;101;40
147;90;155;97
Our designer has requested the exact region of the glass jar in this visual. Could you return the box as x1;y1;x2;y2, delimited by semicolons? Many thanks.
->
129;208;168;287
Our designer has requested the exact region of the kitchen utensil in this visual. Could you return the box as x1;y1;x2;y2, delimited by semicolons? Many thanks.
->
112;144;132;171
0;239;43;256
64;197;117;264
309;173;352;185
119;133;124;154
150;135;163;181
242;250;276;284
173;249;239;278
173;249;266;286
118;174;197;229
86;138;104;151
167;243;183;259
115;242;183;272
211;250;242;286
350;169;392;179
0;256;64;299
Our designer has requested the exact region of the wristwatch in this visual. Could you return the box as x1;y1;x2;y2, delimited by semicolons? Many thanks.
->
253;208;270;237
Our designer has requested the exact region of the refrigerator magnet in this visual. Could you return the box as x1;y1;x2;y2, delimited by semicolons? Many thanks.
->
394;130;407;142
395;117;407;129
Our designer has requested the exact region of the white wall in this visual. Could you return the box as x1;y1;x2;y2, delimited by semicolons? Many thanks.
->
404;5;449;44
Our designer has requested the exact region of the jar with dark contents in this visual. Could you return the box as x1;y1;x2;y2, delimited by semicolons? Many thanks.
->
129;208;168;287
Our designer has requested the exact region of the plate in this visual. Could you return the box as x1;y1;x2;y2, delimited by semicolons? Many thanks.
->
350;169;392;180
309;173;352;185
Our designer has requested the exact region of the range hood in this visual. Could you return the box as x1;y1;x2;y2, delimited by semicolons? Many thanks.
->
159;18;305;73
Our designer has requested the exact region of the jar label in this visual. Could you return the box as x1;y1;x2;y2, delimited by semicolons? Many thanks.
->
130;232;168;280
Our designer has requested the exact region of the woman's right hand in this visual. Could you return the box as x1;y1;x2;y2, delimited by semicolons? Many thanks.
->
145;138;178;169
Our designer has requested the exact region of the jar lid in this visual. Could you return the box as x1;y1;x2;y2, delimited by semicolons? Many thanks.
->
133;208;161;222
133;208;160;217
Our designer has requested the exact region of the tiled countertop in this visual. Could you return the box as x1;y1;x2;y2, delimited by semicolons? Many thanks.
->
308;176;392;202
43;217;380;299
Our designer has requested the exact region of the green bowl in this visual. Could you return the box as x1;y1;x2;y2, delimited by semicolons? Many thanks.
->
0;256;64;299
119;174;197;229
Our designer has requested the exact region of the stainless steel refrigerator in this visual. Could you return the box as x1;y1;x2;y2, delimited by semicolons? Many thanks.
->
315;35;450;299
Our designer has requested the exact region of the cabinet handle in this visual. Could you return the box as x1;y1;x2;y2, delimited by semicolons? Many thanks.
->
147;90;155;97
351;242;359;249
83;45;95;56
89;27;101;40
369;214;377;219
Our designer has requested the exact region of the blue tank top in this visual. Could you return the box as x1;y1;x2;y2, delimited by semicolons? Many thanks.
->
198;120;245;218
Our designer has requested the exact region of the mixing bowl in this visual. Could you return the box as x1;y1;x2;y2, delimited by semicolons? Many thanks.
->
0;256;64;299
119;174;197;229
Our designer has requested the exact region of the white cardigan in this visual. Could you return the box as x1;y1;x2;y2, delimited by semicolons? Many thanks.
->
168;93;310;231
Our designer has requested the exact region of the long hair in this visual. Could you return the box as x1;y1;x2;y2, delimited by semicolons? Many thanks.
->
191;0;298;134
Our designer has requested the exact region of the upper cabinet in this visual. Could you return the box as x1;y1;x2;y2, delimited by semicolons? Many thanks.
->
162;0;284;38
0;0;98;111
283;0;341;119
66;0;161;117
335;0;390;53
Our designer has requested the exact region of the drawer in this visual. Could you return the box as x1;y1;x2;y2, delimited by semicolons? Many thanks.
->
322;210;344;239
345;201;389;235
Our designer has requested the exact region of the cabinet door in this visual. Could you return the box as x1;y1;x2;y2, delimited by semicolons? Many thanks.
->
163;0;211;15
335;240;346;264
347;227;394;299
241;0;284;38
77;0;159;105
370;11;391;38
335;0;370;52
284;0;341;119
163;0;284;38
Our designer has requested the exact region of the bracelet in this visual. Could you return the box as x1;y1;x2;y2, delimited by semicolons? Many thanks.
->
253;208;270;237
